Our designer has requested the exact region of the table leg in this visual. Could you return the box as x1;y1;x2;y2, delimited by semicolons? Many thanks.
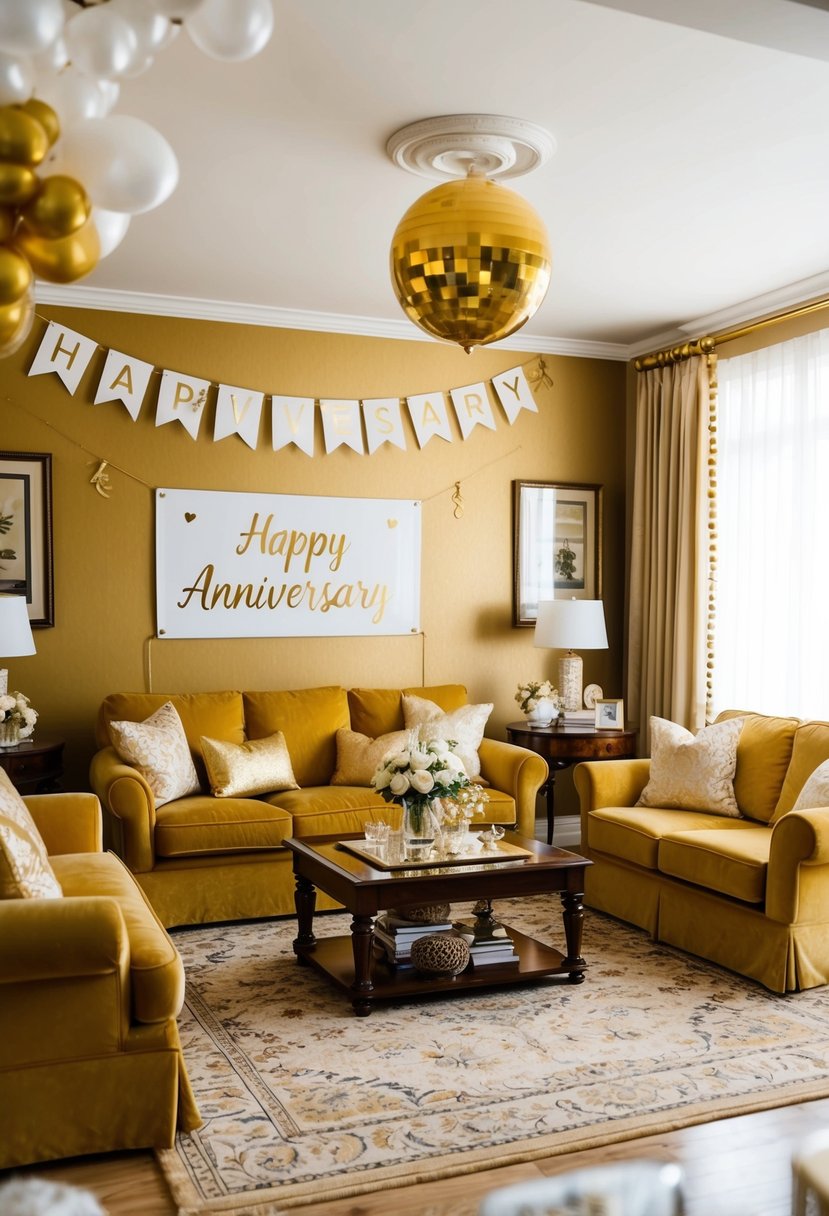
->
543;761;573;844
350;914;375;1017
292;873;317;964
560;889;586;983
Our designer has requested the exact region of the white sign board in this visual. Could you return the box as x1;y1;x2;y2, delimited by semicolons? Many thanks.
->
156;489;421;639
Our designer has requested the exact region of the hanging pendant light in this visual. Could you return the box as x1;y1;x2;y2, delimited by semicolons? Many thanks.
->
387;114;555;354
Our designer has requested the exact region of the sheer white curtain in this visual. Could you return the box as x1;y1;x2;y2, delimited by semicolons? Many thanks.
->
713;329;829;718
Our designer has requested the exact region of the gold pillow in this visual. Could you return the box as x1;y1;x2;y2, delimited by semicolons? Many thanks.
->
0;768;62;899
200;732;299;798
331;727;409;786
402;695;493;779
109;700;201;807
637;716;744;816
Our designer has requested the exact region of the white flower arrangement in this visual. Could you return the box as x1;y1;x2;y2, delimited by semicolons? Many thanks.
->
514;679;562;715
372;728;469;810
0;690;38;739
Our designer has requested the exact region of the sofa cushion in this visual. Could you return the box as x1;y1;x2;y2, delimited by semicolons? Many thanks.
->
774;721;829;820
0;769;62;900
243;686;349;787
109;701;201;808
715;710;799;823
200;732;299;798
587;805;751;870
331;727;408;786
153;795;292;857
657;827;770;904
791;758;829;811
402;695;493;780
97;691;245;758
347;685;468;739
637;716;743;816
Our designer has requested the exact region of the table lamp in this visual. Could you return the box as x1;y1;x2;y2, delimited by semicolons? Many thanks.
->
0;594;36;697
534;599;608;712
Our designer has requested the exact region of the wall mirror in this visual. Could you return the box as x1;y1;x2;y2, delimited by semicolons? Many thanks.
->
512;480;602;626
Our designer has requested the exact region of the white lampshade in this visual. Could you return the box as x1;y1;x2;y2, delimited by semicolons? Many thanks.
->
0;594;36;657
533;599;608;651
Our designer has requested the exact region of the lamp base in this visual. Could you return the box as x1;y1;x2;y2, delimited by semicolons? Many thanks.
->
558;652;583;713
0;669;6;697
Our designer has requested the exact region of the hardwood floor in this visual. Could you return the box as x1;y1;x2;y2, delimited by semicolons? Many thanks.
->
10;1097;829;1215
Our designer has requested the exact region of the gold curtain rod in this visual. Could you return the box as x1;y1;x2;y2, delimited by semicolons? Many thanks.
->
634;294;829;371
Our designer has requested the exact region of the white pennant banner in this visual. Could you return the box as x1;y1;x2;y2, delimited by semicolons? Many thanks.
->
214;383;264;450
362;397;406;455
271;395;315;456
449;381;497;440
156;369;210;440
28;322;97;395
320;399;364;454
93;348;154;420
406;391;453;449
492;364;538;424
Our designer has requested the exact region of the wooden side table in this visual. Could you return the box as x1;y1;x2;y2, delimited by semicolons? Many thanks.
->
506;721;637;844
0;737;64;795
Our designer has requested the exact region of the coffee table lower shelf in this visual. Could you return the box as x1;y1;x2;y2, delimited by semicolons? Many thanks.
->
297;923;585;1008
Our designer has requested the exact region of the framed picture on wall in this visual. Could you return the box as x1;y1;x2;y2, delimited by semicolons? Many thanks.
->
0;451;54;627
512;480;602;626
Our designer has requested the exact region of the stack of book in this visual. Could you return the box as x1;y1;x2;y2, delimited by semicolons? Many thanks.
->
374;911;453;965
561;708;596;723
452;918;520;967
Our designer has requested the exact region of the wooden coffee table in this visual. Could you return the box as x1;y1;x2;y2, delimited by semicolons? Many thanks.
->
284;832;591;1016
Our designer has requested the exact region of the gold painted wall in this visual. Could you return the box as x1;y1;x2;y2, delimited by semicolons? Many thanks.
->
4;305;626;792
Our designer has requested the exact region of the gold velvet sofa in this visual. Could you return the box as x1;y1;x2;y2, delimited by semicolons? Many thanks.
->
0;791;200;1169
89;684;548;929
574;710;829;993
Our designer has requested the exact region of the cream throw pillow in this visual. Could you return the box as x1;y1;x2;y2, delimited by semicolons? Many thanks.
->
637;715;744;816
402;695;493;779
109;700;200;807
791;758;829;811
0;768;62;899
331;727;409;786
200;732;299;798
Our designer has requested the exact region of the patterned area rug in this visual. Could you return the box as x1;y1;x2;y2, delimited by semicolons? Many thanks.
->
159;898;829;1215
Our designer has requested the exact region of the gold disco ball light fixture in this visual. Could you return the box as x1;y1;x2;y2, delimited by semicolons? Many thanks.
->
387;114;555;354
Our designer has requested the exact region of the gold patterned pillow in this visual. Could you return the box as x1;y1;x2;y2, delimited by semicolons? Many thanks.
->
637;716;745;816
331;728;409;786
0;768;62;899
109;700;200;807
402;695;493;779
200;732;299;798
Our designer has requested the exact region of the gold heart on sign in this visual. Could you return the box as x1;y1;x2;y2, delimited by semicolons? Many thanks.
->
184;512;196;523
387;519;398;528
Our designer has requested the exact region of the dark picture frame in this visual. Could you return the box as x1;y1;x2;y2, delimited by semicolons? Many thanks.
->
512;480;602;627
0;451;54;627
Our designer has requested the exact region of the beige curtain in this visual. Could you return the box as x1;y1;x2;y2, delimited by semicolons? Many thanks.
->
627;354;712;749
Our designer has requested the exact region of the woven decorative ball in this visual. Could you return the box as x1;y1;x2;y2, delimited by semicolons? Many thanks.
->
411;932;471;977
391;903;451;924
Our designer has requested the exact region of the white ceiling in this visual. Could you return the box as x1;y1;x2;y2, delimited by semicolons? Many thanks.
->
43;0;829;360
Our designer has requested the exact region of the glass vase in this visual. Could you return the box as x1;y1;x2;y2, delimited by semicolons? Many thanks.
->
402;800;437;860
0;718;20;748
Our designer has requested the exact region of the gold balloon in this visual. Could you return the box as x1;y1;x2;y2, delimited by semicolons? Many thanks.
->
16;215;100;284
0;106;49;167
18;99;60;148
0;162;38;207
0;286;34;358
390;175;552;353
0;244;32;305
0;206;15;242
23;175;91;240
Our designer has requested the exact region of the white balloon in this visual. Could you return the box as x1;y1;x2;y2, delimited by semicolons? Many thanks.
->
0;0;64;57
186;0;273;61
35;67;115;123
91;207;131;258
59;115;179;214
97;79;121;116
64;7;138;81
31;34;68;77
0;51;33;105
120;52;155;80
148;0;206;17
108;0;172;58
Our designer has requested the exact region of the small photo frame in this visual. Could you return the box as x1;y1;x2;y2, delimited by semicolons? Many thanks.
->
595;698;624;730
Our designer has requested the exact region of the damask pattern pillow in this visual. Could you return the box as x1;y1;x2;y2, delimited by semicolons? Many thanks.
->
0;768;62;899
331;727;409;786
636;715;744;816
791;758;829;811
402;695;493;780
200;732;299;798
109;700;201;807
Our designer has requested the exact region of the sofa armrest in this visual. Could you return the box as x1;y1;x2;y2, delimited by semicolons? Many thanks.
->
573;758;652;854
767;807;829;924
0;895;128;980
24;792;103;856
89;746;157;873
479;737;548;838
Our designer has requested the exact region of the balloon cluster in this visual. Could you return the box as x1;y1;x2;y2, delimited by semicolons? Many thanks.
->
0;0;275;357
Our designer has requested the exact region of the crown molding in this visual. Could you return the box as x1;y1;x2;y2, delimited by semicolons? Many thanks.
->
677;270;829;338
34;283;631;362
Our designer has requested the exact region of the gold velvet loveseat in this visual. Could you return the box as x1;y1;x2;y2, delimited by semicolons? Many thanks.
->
0;778;200;1169
574;710;829;993
89;684;548;929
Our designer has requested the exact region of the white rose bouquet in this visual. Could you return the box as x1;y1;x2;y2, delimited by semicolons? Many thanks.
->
0;690;38;739
514;679;561;715
372;728;469;811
